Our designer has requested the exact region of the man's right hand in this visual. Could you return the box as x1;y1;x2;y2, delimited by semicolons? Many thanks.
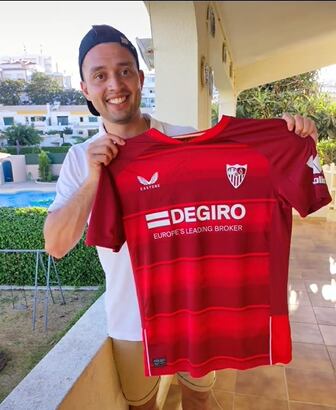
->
86;133;126;180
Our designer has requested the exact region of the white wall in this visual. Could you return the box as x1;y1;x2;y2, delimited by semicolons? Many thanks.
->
0;155;26;184
26;164;62;180
10;155;27;183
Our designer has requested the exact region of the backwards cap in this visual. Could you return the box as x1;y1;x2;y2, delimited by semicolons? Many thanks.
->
78;25;140;116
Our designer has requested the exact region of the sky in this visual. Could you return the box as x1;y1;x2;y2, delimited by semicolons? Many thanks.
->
318;64;336;84
0;1;152;89
0;1;335;89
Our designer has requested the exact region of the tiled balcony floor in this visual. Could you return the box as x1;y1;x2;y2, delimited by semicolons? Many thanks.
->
163;217;336;410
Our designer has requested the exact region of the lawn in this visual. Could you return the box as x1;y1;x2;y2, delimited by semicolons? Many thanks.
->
0;287;102;403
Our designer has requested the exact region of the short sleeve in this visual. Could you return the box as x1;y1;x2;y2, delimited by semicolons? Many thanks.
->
48;146;88;212
85;165;126;252
276;137;332;217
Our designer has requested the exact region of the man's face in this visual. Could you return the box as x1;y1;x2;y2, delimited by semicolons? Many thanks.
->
80;43;144;124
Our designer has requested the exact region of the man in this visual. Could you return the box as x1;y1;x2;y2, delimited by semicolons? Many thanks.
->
44;25;319;410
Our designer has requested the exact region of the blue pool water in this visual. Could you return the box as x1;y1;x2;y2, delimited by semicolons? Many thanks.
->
0;191;56;208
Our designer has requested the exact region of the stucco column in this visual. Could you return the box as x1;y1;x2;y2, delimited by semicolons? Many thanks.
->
194;2;236;119
218;89;237;117
145;1;237;130
145;1;207;130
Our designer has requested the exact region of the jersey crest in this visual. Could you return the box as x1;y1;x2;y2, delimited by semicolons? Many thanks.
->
226;164;247;188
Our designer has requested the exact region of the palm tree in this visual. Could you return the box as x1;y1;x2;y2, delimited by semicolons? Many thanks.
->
1;124;41;154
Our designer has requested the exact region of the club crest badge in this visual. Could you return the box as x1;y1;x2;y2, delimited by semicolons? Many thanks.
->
226;164;247;188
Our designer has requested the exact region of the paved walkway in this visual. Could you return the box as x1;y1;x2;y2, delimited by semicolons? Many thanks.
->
0;181;57;193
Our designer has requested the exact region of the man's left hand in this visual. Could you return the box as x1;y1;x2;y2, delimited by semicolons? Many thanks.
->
282;113;318;144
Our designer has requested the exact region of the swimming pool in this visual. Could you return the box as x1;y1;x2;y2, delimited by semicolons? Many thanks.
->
0;191;56;208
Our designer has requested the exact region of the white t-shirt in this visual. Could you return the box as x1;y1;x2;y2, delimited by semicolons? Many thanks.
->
48;114;196;340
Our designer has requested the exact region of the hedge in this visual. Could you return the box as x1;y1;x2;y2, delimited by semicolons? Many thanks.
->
41;146;72;153
25;152;67;165
3;146;40;155
0;208;104;286
4;145;71;154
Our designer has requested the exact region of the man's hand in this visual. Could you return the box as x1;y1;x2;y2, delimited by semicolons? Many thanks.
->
86;133;126;180
282;113;318;144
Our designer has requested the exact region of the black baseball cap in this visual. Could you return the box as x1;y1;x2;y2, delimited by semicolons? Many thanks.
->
79;25;140;116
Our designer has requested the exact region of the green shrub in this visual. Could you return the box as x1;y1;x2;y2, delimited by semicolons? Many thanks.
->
4;146;19;155
317;139;336;165
38;151;52;181
4;145;70;154
0;208;104;286
20;146;41;154
4;146;41;154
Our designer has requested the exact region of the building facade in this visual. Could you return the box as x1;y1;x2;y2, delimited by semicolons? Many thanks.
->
142;73;156;108
0;104;155;147
0;54;71;88
0;104;100;146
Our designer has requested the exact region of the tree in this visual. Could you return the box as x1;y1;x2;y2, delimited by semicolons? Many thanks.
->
55;88;86;105
236;71;336;141
1;124;41;154
0;79;26;105
38;150;52;181
211;103;219;126
25;72;62;104
257;71;320;95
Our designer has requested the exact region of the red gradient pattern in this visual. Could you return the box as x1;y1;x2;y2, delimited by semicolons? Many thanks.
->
86;115;332;376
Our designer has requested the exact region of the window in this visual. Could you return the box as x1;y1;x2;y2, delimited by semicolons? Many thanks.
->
88;129;99;136
88;116;98;123
80;117;84;122
31;116;46;122
57;116;69;126
3;117;14;126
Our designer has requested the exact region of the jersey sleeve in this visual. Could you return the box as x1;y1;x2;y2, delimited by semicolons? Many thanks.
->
275;137;332;217
85;165;126;252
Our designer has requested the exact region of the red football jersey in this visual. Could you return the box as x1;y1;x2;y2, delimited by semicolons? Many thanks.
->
86;116;331;377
